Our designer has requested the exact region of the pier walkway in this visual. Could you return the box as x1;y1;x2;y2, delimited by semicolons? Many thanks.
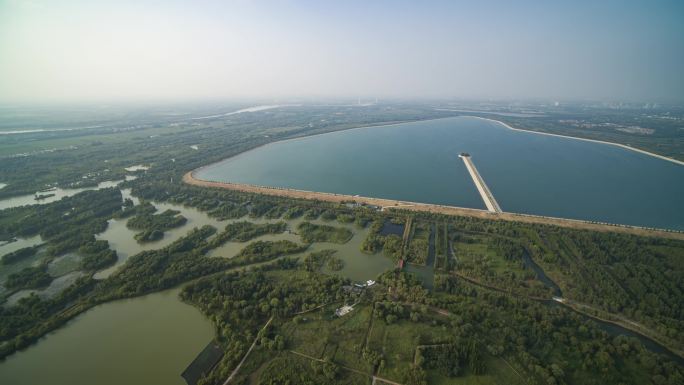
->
459;153;502;213
223;317;273;384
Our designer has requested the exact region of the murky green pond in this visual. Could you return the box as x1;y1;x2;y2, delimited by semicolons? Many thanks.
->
207;217;393;282
0;178;395;384
0;289;213;385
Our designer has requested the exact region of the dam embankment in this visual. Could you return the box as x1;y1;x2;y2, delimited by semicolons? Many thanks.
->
183;171;684;241
190;116;684;230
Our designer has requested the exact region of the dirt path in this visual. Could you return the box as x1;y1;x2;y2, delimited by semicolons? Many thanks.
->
400;216;413;260
183;172;684;241
289;350;403;385
500;356;530;385
293;302;333;315
362;302;376;352
224;316;274;384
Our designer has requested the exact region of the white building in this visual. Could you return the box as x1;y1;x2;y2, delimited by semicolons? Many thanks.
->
335;305;354;317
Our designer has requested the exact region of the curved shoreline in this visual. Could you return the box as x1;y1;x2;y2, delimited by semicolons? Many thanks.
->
193;115;683;179
192;118;442;176
469;116;684;166
183;172;684;240
187;115;682;238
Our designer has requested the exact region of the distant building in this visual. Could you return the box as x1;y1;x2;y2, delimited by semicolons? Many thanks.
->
335;305;354;317
342;285;362;294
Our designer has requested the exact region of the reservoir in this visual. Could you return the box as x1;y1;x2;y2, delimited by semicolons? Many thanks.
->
0;289;213;385
196;117;684;230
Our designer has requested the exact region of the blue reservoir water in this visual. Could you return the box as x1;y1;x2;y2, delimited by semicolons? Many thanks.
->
196;117;684;230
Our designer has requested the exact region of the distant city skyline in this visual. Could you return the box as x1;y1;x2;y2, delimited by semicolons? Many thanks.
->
1;0;683;103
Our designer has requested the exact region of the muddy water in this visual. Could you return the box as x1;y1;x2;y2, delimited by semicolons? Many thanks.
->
0;180;124;210
211;217;394;282
0;288;213;385
0;236;44;297
98;198;393;282
94;197;225;279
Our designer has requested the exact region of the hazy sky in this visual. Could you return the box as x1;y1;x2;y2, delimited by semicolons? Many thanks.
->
1;0;683;103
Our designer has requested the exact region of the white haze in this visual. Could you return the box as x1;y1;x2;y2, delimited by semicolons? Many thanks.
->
1;0;683;103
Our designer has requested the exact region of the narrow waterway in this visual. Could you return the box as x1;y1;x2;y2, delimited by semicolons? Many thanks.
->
517;252;681;365
206;217;394;282
543;300;684;366
521;250;562;297
0;180;124;211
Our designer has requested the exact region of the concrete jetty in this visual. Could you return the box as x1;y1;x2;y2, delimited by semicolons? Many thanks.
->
459;153;502;213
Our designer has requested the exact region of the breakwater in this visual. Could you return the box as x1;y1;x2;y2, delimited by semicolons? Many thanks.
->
459;153;502;213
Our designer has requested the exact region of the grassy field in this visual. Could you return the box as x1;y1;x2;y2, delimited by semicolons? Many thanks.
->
450;230;553;297
372;320;449;381
425;355;527;385
234;302;530;385
452;233;524;275
243;350;370;385
282;303;370;365
0;123;199;157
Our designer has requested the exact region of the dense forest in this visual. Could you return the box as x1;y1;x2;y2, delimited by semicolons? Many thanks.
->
180;262;684;385
124;201;188;242
208;221;287;247
297;221;353;244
